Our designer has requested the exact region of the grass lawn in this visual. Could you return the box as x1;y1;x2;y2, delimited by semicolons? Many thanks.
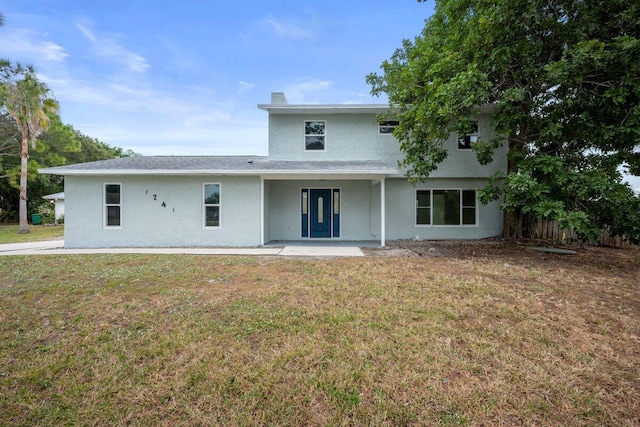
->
0;224;64;244
0;246;638;426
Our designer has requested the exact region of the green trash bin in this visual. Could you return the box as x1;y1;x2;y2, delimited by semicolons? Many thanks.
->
31;214;41;225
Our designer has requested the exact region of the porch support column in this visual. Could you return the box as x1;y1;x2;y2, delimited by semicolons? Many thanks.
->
380;177;386;247
260;176;265;246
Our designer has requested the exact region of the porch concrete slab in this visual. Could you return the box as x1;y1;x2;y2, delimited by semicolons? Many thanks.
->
278;245;364;257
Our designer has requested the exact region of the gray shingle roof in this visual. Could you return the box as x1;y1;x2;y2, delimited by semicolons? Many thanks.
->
40;156;399;176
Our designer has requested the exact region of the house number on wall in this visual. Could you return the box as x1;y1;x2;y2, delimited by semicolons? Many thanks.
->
145;189;174;212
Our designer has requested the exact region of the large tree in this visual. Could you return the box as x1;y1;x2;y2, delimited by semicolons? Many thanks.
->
0;112;137;223
367;0;640;243
1;67;59;233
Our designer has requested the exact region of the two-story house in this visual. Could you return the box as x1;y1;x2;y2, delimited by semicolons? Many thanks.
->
40;92;506;248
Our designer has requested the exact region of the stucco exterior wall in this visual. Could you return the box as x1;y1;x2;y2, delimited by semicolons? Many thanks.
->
267;114;403;163
427;114;508;179
54;200;65;220
385;178;503;240
64;175;262;248
267;112;507;179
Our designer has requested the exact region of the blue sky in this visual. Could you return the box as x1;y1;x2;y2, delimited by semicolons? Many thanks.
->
1;1;638;191
0;1;434;156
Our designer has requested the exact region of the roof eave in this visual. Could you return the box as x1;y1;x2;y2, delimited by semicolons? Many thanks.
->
39;168;400;176
257;104;391;114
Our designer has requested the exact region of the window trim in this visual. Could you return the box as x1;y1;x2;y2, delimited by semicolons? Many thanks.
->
104;182;122;229
303;120;326;152
378;120;399;135
415;188;478;227
203;182;221;229
457;121;479;150
416;189;431;226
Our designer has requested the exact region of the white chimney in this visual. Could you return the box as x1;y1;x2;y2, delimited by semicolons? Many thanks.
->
271;92;287;105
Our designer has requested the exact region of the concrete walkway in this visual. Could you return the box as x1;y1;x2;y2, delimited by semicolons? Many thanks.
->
0;240;364;257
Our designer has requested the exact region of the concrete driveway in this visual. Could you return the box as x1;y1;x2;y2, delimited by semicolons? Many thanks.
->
0;240;364;257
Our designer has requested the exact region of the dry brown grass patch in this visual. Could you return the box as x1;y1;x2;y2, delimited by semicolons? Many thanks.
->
1;245;638;425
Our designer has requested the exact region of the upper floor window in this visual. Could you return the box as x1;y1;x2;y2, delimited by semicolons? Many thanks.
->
457;121;479;149
104;183;121;228
204;183;221;228
305;120;325;151
378;120;399;135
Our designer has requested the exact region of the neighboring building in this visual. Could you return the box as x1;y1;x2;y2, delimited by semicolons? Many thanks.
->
40;93;507;248
42;192;65;221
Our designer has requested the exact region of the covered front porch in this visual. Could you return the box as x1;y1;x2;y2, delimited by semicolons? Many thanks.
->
260;173;394;247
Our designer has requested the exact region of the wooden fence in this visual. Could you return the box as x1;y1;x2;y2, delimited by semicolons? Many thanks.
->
532;219;633;248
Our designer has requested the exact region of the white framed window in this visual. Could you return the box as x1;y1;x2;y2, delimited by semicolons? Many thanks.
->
304;120;326;151
378;120;399;135
104;183;121;228
416;190;431;225
457;121;479;150
416;189;477;226
203;183;221;228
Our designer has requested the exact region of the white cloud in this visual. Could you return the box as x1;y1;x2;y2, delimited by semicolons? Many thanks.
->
238;81;256;94
76;22;150;73
81;117;268;156
160;38;198;70
40;73;205;115
284;78;334;103
38;71;268;156
76;23;96;42
0;29;68;62
263;15;313;40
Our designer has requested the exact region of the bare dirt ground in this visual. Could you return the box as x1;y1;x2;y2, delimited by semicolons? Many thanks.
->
367;237;638;268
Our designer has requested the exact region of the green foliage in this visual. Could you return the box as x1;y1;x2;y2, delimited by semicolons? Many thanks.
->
0;112;135;220
1;66;59;232
368;0;640;242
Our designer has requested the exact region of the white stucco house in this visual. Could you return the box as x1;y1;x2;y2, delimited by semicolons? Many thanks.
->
40;92;507;248
42;192;65;221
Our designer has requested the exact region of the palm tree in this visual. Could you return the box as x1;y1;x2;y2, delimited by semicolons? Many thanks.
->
2;71;58;233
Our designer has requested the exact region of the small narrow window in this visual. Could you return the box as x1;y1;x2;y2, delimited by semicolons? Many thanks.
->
317;197;324;223
416;190;431;225
378;120;399;134
104;183;121;227
462;190;477;225
332;189;340;237
204;183;221;228
301;190;308;215
301;189;309;237
305;121;325;151
458;121;479;149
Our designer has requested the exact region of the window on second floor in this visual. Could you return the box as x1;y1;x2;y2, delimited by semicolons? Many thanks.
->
304;120;325;151
457;121;479;150
378;120;399;134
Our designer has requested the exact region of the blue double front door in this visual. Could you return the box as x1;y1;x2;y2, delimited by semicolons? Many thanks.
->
302;188;340;238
